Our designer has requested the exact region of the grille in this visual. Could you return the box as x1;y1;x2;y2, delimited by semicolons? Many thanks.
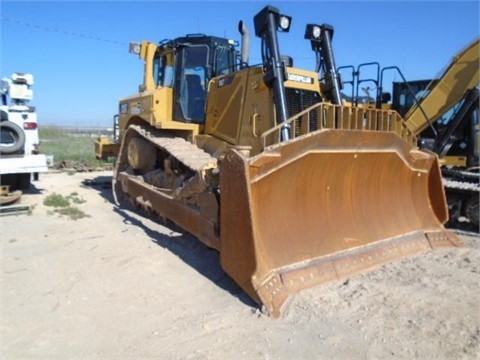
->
285;88;322;135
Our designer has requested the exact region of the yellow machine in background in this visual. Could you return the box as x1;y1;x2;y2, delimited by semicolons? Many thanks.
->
400;40;479;229
99;5;461;317
402;39;479;137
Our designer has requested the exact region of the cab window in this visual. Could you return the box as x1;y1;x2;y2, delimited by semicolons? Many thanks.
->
214;46;235;76
175;45;208;123
154;53;175;88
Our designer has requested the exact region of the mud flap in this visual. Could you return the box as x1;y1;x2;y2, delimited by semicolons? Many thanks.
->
219;129;462;317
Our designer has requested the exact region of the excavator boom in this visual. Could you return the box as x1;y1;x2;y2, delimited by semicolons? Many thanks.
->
404;38;480;135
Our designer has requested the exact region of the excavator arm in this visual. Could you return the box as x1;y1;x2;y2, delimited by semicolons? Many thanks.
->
404;38;479;135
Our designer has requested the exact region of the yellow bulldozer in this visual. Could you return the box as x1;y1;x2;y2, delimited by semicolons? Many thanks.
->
97;5;462;317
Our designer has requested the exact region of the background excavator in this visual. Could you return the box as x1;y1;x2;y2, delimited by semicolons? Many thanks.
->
338;39;479;230
99;5;461;317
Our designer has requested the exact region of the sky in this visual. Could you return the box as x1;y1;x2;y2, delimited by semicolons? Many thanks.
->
1;0;479;127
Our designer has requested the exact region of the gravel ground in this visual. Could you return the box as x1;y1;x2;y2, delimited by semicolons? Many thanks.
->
1;170;479;359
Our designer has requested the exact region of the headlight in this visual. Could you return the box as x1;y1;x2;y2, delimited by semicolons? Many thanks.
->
278;15;291;32
304;24;323;41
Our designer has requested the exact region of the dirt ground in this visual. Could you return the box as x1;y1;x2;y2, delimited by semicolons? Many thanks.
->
1;170;479;359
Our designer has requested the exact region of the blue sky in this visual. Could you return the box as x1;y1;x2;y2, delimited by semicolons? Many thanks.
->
1;1;479;127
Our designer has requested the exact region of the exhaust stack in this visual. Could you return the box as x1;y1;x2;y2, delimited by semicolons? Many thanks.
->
238;21;250;67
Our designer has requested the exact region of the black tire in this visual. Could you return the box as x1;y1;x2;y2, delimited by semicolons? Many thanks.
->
0;121;26;155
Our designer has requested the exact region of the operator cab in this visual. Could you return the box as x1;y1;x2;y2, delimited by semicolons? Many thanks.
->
154;34;237;124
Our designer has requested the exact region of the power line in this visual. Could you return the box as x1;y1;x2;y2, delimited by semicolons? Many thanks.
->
0;16;316;62
0;16;128;46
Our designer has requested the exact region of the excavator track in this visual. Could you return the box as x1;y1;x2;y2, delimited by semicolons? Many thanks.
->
114;124;220;249
441;167;479;230
443;178;480;192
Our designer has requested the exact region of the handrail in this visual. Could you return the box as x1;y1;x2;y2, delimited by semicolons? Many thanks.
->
260;102;416;150
379;66;437;138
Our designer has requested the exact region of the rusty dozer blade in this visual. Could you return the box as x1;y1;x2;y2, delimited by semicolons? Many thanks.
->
219;129;462;318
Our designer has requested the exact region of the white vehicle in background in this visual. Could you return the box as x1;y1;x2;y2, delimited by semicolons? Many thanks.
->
0;72;48;190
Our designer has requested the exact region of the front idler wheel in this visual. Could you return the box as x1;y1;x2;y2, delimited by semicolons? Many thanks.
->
127;137;157;171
